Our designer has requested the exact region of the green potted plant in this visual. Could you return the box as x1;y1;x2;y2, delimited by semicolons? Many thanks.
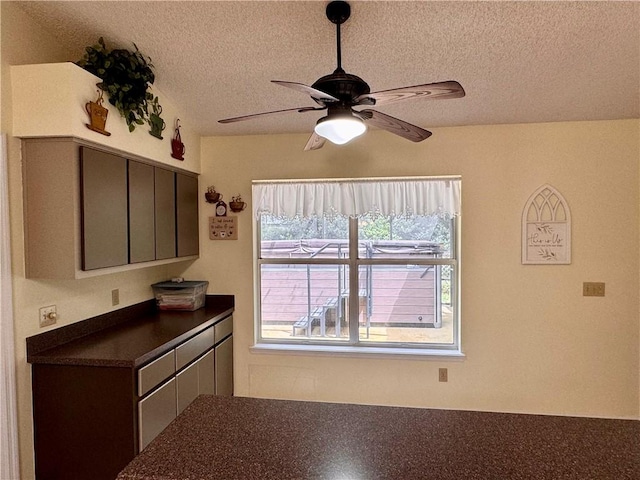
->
77;37;163;133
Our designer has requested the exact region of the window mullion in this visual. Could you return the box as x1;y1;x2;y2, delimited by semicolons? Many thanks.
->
348;217;359;344
255;216;263;343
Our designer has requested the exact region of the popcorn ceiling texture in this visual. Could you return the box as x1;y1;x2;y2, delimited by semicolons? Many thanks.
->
14;1;639;137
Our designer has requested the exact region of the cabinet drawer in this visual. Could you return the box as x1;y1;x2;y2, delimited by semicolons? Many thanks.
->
175;326;214;371
215;315;233;343
138;350;176;397
138;377;176;451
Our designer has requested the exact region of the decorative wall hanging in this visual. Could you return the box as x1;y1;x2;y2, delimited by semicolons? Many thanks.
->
209;216;238;240
229;194;247;213
522;184;571;264
205;186;222;204
171;119;185;160
85;90;111;136
148;96;165;139
215;200;228;217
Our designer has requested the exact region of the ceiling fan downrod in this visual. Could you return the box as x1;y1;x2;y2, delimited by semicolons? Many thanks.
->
326;1;351;73
218;0;464;151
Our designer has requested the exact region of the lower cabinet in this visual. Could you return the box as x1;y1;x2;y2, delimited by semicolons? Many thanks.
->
215;335;234;396
138;377;177;451
31;315;233;480
198;349;216;396
136;319;233;452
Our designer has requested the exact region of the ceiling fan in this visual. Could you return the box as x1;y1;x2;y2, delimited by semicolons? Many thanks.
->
219;1;465;150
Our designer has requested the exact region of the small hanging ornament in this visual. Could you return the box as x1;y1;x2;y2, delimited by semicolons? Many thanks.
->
85;90;111;136
171;119;185;160
148;96;165;139
229;194;247;212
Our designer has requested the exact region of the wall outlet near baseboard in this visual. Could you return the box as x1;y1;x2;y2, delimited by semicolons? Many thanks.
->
39;305;57;327
112;288;120;306
439;368;448;382
583;282;605;297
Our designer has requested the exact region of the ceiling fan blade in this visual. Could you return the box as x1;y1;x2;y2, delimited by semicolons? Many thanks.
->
272;81;339;103
218;106;325;124
356;109;432;142
355;81;465;107
304;132;326;151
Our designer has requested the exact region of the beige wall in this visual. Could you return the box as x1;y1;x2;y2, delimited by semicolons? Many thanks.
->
3;2;640;479
186;119;640;420
2;4;189;478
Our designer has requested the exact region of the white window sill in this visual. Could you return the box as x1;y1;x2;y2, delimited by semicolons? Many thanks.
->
250;342;465;360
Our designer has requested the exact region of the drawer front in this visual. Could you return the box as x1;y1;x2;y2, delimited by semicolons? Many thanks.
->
214;315;233;343
138;349;176;397
138;377;176;451
175;325;214;371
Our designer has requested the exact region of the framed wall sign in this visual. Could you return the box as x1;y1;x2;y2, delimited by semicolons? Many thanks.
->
209;216;238;240
522;184;571;264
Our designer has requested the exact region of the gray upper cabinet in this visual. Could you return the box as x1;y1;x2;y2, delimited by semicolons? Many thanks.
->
154;168;177;260
22;138;199;279
81;147;128;270
176;173;199;257
128;161;156;264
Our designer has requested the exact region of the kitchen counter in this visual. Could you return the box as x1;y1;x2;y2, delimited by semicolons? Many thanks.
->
117;395;639;480
27;295;234;368
27;295;235;480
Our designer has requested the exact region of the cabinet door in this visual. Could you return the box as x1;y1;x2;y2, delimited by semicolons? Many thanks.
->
80;147;128;270
138;378;176;451
128;161;155;263
215;336;233;396
176;361;199;415
155;168;176;260
176;173;199;257
198;349;215;395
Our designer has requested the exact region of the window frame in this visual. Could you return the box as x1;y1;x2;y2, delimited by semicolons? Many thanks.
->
252;178;462;357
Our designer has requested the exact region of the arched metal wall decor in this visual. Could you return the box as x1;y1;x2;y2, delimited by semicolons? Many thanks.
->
522;184;571;264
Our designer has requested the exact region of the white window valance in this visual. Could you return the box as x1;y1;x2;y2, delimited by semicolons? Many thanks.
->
252;177;461;219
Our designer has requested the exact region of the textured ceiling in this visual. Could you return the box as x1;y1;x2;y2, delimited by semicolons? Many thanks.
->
13;1;640;138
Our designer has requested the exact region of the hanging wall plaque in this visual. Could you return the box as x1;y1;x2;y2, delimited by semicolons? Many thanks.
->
209;216;238;240
171;119;185;160
85;90;111;136
522;184;571;264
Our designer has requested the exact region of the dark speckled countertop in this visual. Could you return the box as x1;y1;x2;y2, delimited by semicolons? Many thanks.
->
27;295;234;368
117;395;639;480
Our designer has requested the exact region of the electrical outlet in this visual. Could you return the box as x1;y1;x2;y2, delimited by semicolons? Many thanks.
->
583;282;605;297
438;368;448;383
112;289;120;306
39;305;57;327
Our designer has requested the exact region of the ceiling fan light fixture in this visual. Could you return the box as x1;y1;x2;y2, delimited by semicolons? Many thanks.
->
314;114;367;145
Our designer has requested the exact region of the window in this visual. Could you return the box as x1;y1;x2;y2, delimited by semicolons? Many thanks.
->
253;177;461;355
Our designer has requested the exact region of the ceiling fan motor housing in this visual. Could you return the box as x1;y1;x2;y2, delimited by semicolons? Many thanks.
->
311;70;371;104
